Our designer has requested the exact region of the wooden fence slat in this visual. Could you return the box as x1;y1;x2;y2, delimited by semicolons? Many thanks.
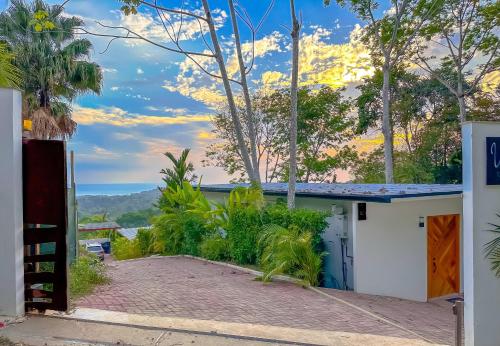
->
24;272;55;284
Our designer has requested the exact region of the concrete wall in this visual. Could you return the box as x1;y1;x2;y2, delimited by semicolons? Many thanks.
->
462;122;500;346
353;196;462;302
0;89;24;316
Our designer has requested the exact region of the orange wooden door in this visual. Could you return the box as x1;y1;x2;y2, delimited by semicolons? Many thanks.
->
427;214;460;299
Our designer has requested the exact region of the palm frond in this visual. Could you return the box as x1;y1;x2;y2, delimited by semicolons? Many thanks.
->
484;216;500;278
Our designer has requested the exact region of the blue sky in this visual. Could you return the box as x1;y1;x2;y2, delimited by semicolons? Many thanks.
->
3;0;381;184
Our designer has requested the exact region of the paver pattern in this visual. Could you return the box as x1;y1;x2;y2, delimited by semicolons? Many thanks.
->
77;256;454;345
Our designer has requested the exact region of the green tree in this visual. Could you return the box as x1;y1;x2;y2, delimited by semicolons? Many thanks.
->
416;0;499;122
0;43;21;88
354;70;464;183
206;87;356;183
160;148;197;189
116;209;159;228
0;0;102;139
327;0;443;183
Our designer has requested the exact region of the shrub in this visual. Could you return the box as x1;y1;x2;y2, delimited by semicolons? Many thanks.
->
70;253;109;299
112;237;142;260
200;235;230;261
226;207;263;264
182;216;208;256
136;228;154;256
259;224;324;286
263;203;328;250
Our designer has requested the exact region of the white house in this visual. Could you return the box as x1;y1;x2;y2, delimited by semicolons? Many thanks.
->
201;183;463;302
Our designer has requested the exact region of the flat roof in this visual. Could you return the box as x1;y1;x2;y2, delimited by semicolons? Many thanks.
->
200;183;463;203
78;221;121;232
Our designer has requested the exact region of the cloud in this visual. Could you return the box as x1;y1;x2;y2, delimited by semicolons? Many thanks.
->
137;67;144;74
102;68;118;73
163;31;285;107
165;26;374;107
72;105;212;127
118;9;227;47
197;130;215;140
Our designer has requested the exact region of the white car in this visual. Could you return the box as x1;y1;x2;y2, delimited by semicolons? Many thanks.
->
86;243;105;261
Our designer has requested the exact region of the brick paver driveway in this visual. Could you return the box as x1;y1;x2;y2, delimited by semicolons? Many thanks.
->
77;256;455;345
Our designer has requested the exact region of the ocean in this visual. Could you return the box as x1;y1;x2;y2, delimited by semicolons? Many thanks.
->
76;183;158;197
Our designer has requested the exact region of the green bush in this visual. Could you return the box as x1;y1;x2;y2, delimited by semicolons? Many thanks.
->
136;228;154;256
112;237;142;260
200;235;230;261
226;207;263;264
182;216;208;256
70;253;109;299
259;224;324;286
263;203;328;250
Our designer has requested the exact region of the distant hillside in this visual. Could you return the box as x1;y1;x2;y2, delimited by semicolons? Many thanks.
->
77;189;161;219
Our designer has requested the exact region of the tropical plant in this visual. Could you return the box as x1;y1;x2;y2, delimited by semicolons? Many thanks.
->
259;224;324;286
112;237;142;260
0;43;21;88
485;215;500;277
160;149;197;189
200;234;230;261
152;181;213;255
0;0;102;139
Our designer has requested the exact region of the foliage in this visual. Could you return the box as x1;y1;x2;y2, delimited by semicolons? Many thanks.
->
0;0;102;139
259;224;324;286
0;43;21;88
79;213;108;224
262;203;328;251
205;87;356;183
152;181;213;255
353;69;467;184
225;207;263;264
69;252;109;299
160;149;197;190
116;208;159;228
485;215;500;277
417;0;500;121
77;189;160;220
136;228;154;256
200;234;230;261
112;237;142;260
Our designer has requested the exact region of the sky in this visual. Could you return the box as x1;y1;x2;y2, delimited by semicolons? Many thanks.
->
2;0;388;184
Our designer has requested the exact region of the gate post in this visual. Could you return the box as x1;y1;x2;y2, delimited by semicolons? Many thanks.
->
462;122;500;345
0;88;24;317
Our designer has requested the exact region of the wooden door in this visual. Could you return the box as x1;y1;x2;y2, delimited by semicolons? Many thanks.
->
23;139;68;312
427;214;460;299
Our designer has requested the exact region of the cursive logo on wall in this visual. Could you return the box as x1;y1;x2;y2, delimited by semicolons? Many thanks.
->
486;138;500;185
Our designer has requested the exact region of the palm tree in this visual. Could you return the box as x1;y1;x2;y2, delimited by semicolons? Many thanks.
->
0;42;21;88
160;148;197;189
485;215;500;277
0;0;102;139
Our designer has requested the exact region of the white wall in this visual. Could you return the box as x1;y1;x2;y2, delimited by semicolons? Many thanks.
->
0;89;24;316
353;196;462;302
462;122;500;346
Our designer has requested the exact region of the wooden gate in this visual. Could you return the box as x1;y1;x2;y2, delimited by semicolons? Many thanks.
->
23;139;69;312
427;214;460;299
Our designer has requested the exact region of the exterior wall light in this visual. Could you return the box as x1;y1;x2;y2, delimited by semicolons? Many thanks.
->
419;216;425;228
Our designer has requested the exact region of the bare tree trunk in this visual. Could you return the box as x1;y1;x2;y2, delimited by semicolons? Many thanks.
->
457;75;467;122
382;62;394;183
227;0;261;184
287;0;300;209
201;0;256;182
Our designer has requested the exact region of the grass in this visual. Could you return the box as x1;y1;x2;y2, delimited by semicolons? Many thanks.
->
69;253;109;299
0;337;23;346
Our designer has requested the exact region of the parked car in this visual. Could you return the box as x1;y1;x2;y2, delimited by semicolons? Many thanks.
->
86;243;105;261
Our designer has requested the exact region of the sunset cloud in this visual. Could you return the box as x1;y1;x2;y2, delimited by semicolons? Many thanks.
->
73;106;212;127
